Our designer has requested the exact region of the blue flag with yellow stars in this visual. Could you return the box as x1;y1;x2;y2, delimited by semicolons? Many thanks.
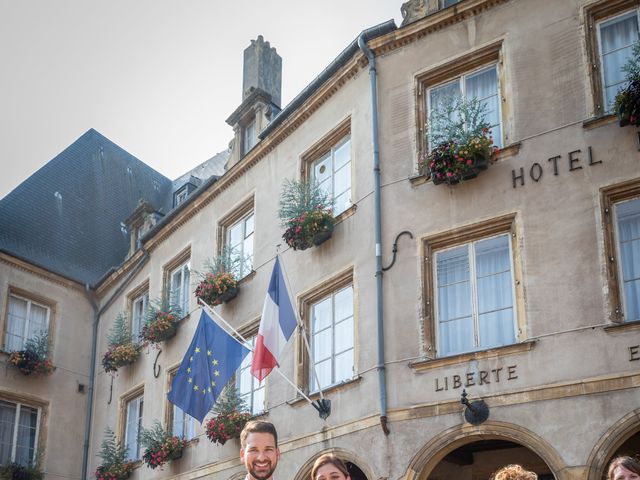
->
167;309;250;423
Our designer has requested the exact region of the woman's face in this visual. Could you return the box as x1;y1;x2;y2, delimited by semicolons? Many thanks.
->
613;466;640;480
315;463;350;480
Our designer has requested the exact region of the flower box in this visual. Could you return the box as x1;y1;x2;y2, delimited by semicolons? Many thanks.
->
0;463;43;480
427;137;494;186
141;434;187;470
95;462;135;480
206;409;252;446
8;349;55;376
140;310;179;345
283;208;334;251
195;271;239;307
102;343;141;373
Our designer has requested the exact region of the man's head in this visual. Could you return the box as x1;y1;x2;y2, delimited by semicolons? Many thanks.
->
240;421;280;480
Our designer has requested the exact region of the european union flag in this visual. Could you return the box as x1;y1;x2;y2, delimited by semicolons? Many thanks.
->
167;309;250;423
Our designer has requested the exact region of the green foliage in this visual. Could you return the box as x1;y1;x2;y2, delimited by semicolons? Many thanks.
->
107;313;135;347
97;427;128;468
0;463;43;480
428;95;491;149
145;297;182;326
211;384;248;415
622;41;640;83
202;246;245;278
22;331;49;359
138;421;171;450
278;179;330;226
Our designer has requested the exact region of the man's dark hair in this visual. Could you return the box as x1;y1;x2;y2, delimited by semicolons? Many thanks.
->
240;420;278;448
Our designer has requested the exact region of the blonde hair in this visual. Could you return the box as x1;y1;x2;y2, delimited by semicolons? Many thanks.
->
608;456;640;480
311;454;350;480
490;464;538;480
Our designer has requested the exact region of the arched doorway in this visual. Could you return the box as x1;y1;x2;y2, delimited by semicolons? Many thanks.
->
428;439;554;479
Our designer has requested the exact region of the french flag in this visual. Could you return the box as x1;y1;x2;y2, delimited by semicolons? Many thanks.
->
251;257;297;381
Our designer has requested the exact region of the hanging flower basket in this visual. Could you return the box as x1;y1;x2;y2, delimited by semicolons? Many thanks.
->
140;310;179;345
427;136;495;186
139;422;187;470
615;80;640;127
195;271;239;306
0;463;43;480
205;409;252;446
102;343;141;373
95;463;135;480
96;427;135;480
8;333;55;376
282;208;334;251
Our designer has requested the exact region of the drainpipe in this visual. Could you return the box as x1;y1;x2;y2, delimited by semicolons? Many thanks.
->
358;34;389;435
81;249;150;480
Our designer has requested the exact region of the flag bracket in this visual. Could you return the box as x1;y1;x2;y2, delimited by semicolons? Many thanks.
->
312;398;331;420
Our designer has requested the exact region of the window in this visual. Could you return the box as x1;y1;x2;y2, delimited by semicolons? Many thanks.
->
441;0;460;7
309;285;354;390
242;119;257;156
175;188;189;206
227;212;254;279
597;10;639;112
0;400;40;466
434;234;516;356
614;196;640;322
311;135;351;216
170;261;190;316
124;394;143;461
131;291;149;341
427;64;502;149
168;371;197;440
4;294;50;352
237;335;265;415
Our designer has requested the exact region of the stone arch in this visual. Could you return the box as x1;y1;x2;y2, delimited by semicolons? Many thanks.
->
402;421;567;480
292;447;375;480
586;408;640;480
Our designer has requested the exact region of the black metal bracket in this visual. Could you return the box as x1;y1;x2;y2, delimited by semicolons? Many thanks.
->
382;230;414;272
107;375;114;405
312;398;331;420
461;389;489;425
153;348;162;378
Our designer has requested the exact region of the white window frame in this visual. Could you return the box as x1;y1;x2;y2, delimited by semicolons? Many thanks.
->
237;335;266;415
426;63;503;150
242;119;257;156
226;211;254;279
0;399;41;466
4;294;50;352
613;196;640;323
433;233;517;357
309;285;355;392
169;371;197;440
124;394;143;461
596;9;640;113
131;292;149;340
310;135;352;216
169;261;190;317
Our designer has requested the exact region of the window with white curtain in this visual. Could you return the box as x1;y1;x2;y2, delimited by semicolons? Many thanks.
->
0;400;40;466
311;135;351;216
615;197;640;322
242;119;257;156
170;262;190;317
4;294;49;352
598;10;640;112
169;372;197;440
309;285;354;391
131;292;148;341
124;394;143;461
227;212;254;279
435;234;516;356
427;64;502;150
237;335;265;415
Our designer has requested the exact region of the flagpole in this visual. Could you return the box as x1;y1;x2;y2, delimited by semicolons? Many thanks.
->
197;298;317;406
276;254;325;399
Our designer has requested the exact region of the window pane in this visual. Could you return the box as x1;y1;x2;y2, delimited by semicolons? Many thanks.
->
439;316;474;356
437;247;472;322
229;222;243;249
334;349;354;383
312;297;332;332
0;401;16;464
334;164;351;200
252;385;265;414
334;287;353;322
172;404;184;438
15;406;37;466
245;214;255;236
466;67;497;99
476;235;513;313
334;138;350;171
334;317;353;354
6;297;27;351
478;308;515;348
333;192;351;216
27;304;48;339
313;153;332;186
314;359;332;390
618;198;640;322
313;329;332;363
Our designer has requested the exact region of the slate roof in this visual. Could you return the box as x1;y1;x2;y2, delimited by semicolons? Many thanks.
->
0;129;173;286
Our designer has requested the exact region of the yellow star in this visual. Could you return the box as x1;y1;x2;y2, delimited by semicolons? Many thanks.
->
207;350;212;356
188;378;193;384
187;367;191;373
212;359;219;365
194;385;199;391
189;356;193;362
202;389;206;395
195;347;200;353
211;380;216;387
207;387;212;393
214;370;220;377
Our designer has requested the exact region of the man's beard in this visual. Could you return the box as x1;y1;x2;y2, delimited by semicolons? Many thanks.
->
249;461;277;480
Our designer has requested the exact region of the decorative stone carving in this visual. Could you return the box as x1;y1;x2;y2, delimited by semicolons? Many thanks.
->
401;0;428;26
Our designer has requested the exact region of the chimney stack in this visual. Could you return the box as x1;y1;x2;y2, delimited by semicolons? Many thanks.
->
243;35;282;108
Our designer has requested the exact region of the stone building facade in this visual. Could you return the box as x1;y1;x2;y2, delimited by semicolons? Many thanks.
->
1;1;639;480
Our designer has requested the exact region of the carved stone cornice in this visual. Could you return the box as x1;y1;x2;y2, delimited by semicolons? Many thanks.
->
0;252;84;291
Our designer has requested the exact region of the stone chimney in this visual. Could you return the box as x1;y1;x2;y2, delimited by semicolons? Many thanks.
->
243;35;282;108
225;36;282;169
